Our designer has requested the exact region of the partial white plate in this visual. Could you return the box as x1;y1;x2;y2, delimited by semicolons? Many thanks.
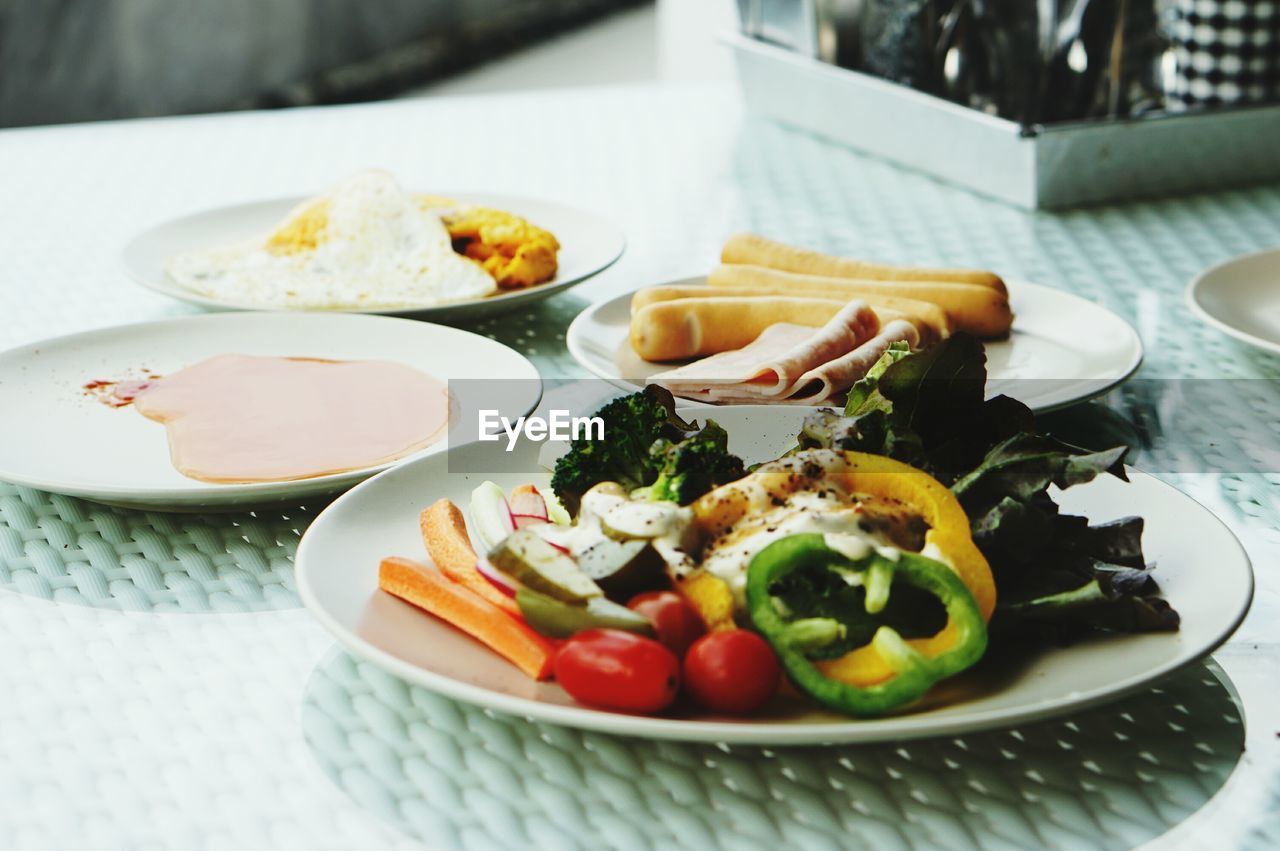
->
566;278;1144;412
122;193;625;322
1187;248;1280;355
0;313;541;511
296;405;1251;746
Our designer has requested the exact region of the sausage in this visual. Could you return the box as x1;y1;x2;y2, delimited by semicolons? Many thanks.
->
632;284;950;345
708;264;1013;339
721;233;1007;294
629;296;877;361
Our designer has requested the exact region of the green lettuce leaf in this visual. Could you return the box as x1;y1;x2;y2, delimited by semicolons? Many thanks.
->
951;434;1128;511
791;332;1178;640
844;340;913;416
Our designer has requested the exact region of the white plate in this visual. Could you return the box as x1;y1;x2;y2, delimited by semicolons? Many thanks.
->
0;313;541;511
566;278;1144;412
122;193;625;321
1187;248;1280;354
296;406;1252;746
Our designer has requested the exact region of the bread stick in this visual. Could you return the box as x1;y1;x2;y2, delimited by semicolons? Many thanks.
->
708;264;1012;338
721;233;1006;294
629;296;876;361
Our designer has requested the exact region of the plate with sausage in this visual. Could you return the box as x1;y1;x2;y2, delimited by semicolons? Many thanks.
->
567;235;1142;413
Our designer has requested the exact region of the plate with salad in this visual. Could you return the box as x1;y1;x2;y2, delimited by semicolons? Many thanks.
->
296;335;1252;744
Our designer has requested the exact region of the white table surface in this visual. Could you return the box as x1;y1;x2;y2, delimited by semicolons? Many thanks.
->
0;82;1278;851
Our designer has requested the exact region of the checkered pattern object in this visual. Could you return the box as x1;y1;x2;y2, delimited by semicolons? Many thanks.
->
1169;0;1280;107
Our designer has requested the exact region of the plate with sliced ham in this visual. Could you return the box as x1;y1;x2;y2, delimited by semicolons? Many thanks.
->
567;277;1143;413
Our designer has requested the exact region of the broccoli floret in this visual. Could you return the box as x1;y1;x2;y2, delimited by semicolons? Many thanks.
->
550;386;696;515
550;387;748;514
636;421;746;505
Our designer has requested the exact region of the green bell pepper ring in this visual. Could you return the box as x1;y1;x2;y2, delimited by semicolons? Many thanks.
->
746;533;988;716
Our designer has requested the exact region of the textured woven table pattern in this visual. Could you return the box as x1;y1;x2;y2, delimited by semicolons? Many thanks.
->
0;84;1278;849
303;651;1243;851
0;483;311;611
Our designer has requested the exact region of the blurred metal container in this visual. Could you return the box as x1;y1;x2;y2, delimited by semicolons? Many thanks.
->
737;0;819;56
727;26;1280;208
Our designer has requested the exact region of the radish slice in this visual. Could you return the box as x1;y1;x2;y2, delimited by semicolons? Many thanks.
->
470;481;516;553
475;558;520;598
509;485;549;522
512;514;549;530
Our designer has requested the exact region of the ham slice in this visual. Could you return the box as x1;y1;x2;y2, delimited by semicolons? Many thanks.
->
651;310;918;405
779;319;920;403
650;300;878;401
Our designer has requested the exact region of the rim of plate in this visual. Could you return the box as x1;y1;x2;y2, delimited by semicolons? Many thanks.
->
121;192;626;315
565;277;1144;412
0;312;542;504
1186;247;1280;355
295;460;1251;746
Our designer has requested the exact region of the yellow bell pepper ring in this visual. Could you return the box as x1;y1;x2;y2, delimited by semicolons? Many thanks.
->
831;451;996;622
676;571;737;632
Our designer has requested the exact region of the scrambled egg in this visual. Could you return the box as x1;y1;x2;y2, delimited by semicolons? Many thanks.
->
418;196;560;289
166;171;559;309
264;199;331;255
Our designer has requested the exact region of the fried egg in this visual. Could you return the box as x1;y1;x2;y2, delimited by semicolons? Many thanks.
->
167;170;498;309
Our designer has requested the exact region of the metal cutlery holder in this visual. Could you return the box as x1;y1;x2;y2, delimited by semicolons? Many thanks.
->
730;0;1280;208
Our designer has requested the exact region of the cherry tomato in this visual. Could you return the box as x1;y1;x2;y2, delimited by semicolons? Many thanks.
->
555;628;680;713
627;591;708;657
683;630;780;715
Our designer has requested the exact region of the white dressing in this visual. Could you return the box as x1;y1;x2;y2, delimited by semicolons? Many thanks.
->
534;485;697;579
919;540;949;567
823;531;872;562
700;489;900;607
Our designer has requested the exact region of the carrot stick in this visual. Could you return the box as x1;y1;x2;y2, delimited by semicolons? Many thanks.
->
420;498;520;617
379;556;556;680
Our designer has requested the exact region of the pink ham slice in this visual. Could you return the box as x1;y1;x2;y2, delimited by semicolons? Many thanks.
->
773;319;920;404
695;319;919;405
650;301;878;401
651;312;918;405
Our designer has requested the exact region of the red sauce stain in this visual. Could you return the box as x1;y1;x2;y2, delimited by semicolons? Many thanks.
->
83;373;163;407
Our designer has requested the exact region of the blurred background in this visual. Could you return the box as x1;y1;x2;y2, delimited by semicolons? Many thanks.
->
3;0;1275;206
5;0;1278;130
0;0;737;128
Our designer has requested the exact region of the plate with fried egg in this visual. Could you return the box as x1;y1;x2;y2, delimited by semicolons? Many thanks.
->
122;170;625;321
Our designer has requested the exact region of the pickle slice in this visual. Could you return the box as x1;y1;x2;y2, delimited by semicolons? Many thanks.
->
516;588;654;639
576;538;667;601
488;529;601;603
